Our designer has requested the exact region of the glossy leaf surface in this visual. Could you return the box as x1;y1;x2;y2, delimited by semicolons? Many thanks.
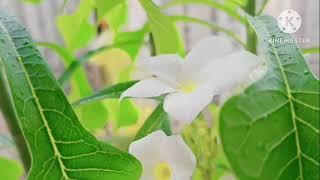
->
0;12;141;180
220;16;319;180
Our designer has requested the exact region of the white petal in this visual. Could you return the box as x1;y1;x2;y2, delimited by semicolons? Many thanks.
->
198;51;263;94
138;54;183;85
129;130;196;180
164;135;197;179
182;36;233;81
120;78;177;99
164;86;214;124
129;131;164;180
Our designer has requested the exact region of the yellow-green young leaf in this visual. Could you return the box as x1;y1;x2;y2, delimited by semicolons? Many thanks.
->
220;16;319;180
139;0;185;55
105;1;128;33
0;12;141;179
0;157;23;180
57;0;96;52
95;0;126;20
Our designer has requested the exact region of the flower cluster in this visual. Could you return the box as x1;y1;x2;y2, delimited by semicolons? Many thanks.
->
123;36;263;179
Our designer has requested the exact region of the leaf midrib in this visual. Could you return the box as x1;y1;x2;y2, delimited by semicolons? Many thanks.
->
0;22;69;179
266;29;304;179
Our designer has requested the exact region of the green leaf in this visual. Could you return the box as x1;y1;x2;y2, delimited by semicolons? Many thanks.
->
139;0;185;55
0;157;23;180
38;42;108;131
220;15;319;180
0;12;141;179
95;0;126;20
134;103;172;141
73;81;138;107
57;0;96;52
105;1;128;33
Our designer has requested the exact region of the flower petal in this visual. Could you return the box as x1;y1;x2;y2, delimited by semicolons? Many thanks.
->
121;78;177;99
198;51;263;93
138;54;183;85
163;86;214;123
129;130;196;180
182;36;233;81
164;135;196;179
129;131;164;180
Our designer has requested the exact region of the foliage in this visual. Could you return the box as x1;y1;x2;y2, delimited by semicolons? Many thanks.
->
0;0;319;179
0;12;141;179
220;15;319;180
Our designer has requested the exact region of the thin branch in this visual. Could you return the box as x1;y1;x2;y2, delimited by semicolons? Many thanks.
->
171;15;246;47
257;0;270;15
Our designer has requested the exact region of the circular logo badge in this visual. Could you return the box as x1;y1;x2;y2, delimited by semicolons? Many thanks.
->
278;9;301;34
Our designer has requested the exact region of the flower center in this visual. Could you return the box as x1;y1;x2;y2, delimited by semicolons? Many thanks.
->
154;162;172;180
181;81;197;93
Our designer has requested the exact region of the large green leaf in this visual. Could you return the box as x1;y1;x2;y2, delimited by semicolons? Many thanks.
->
139;0;185;56
220;15;319;180
0;156;23;180
0;12;141;179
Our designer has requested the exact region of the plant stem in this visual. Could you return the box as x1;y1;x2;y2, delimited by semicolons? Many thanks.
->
149;33;156;56
245;0;257;54
0;67;31;171
257;0;270;15
171;15;246;47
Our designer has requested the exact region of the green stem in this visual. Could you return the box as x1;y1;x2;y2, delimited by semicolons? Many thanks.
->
0;65;31;171
149;33;156;56
245;0;257;54
171;15;246;47
257;0;270;15
302;47;320;55
162;0;246;24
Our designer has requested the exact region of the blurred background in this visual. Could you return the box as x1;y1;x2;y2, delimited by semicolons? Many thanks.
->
0;0;319;178
0;0;318;75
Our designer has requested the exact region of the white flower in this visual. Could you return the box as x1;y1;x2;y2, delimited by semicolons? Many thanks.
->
129;130;196;180
121;36;263;123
